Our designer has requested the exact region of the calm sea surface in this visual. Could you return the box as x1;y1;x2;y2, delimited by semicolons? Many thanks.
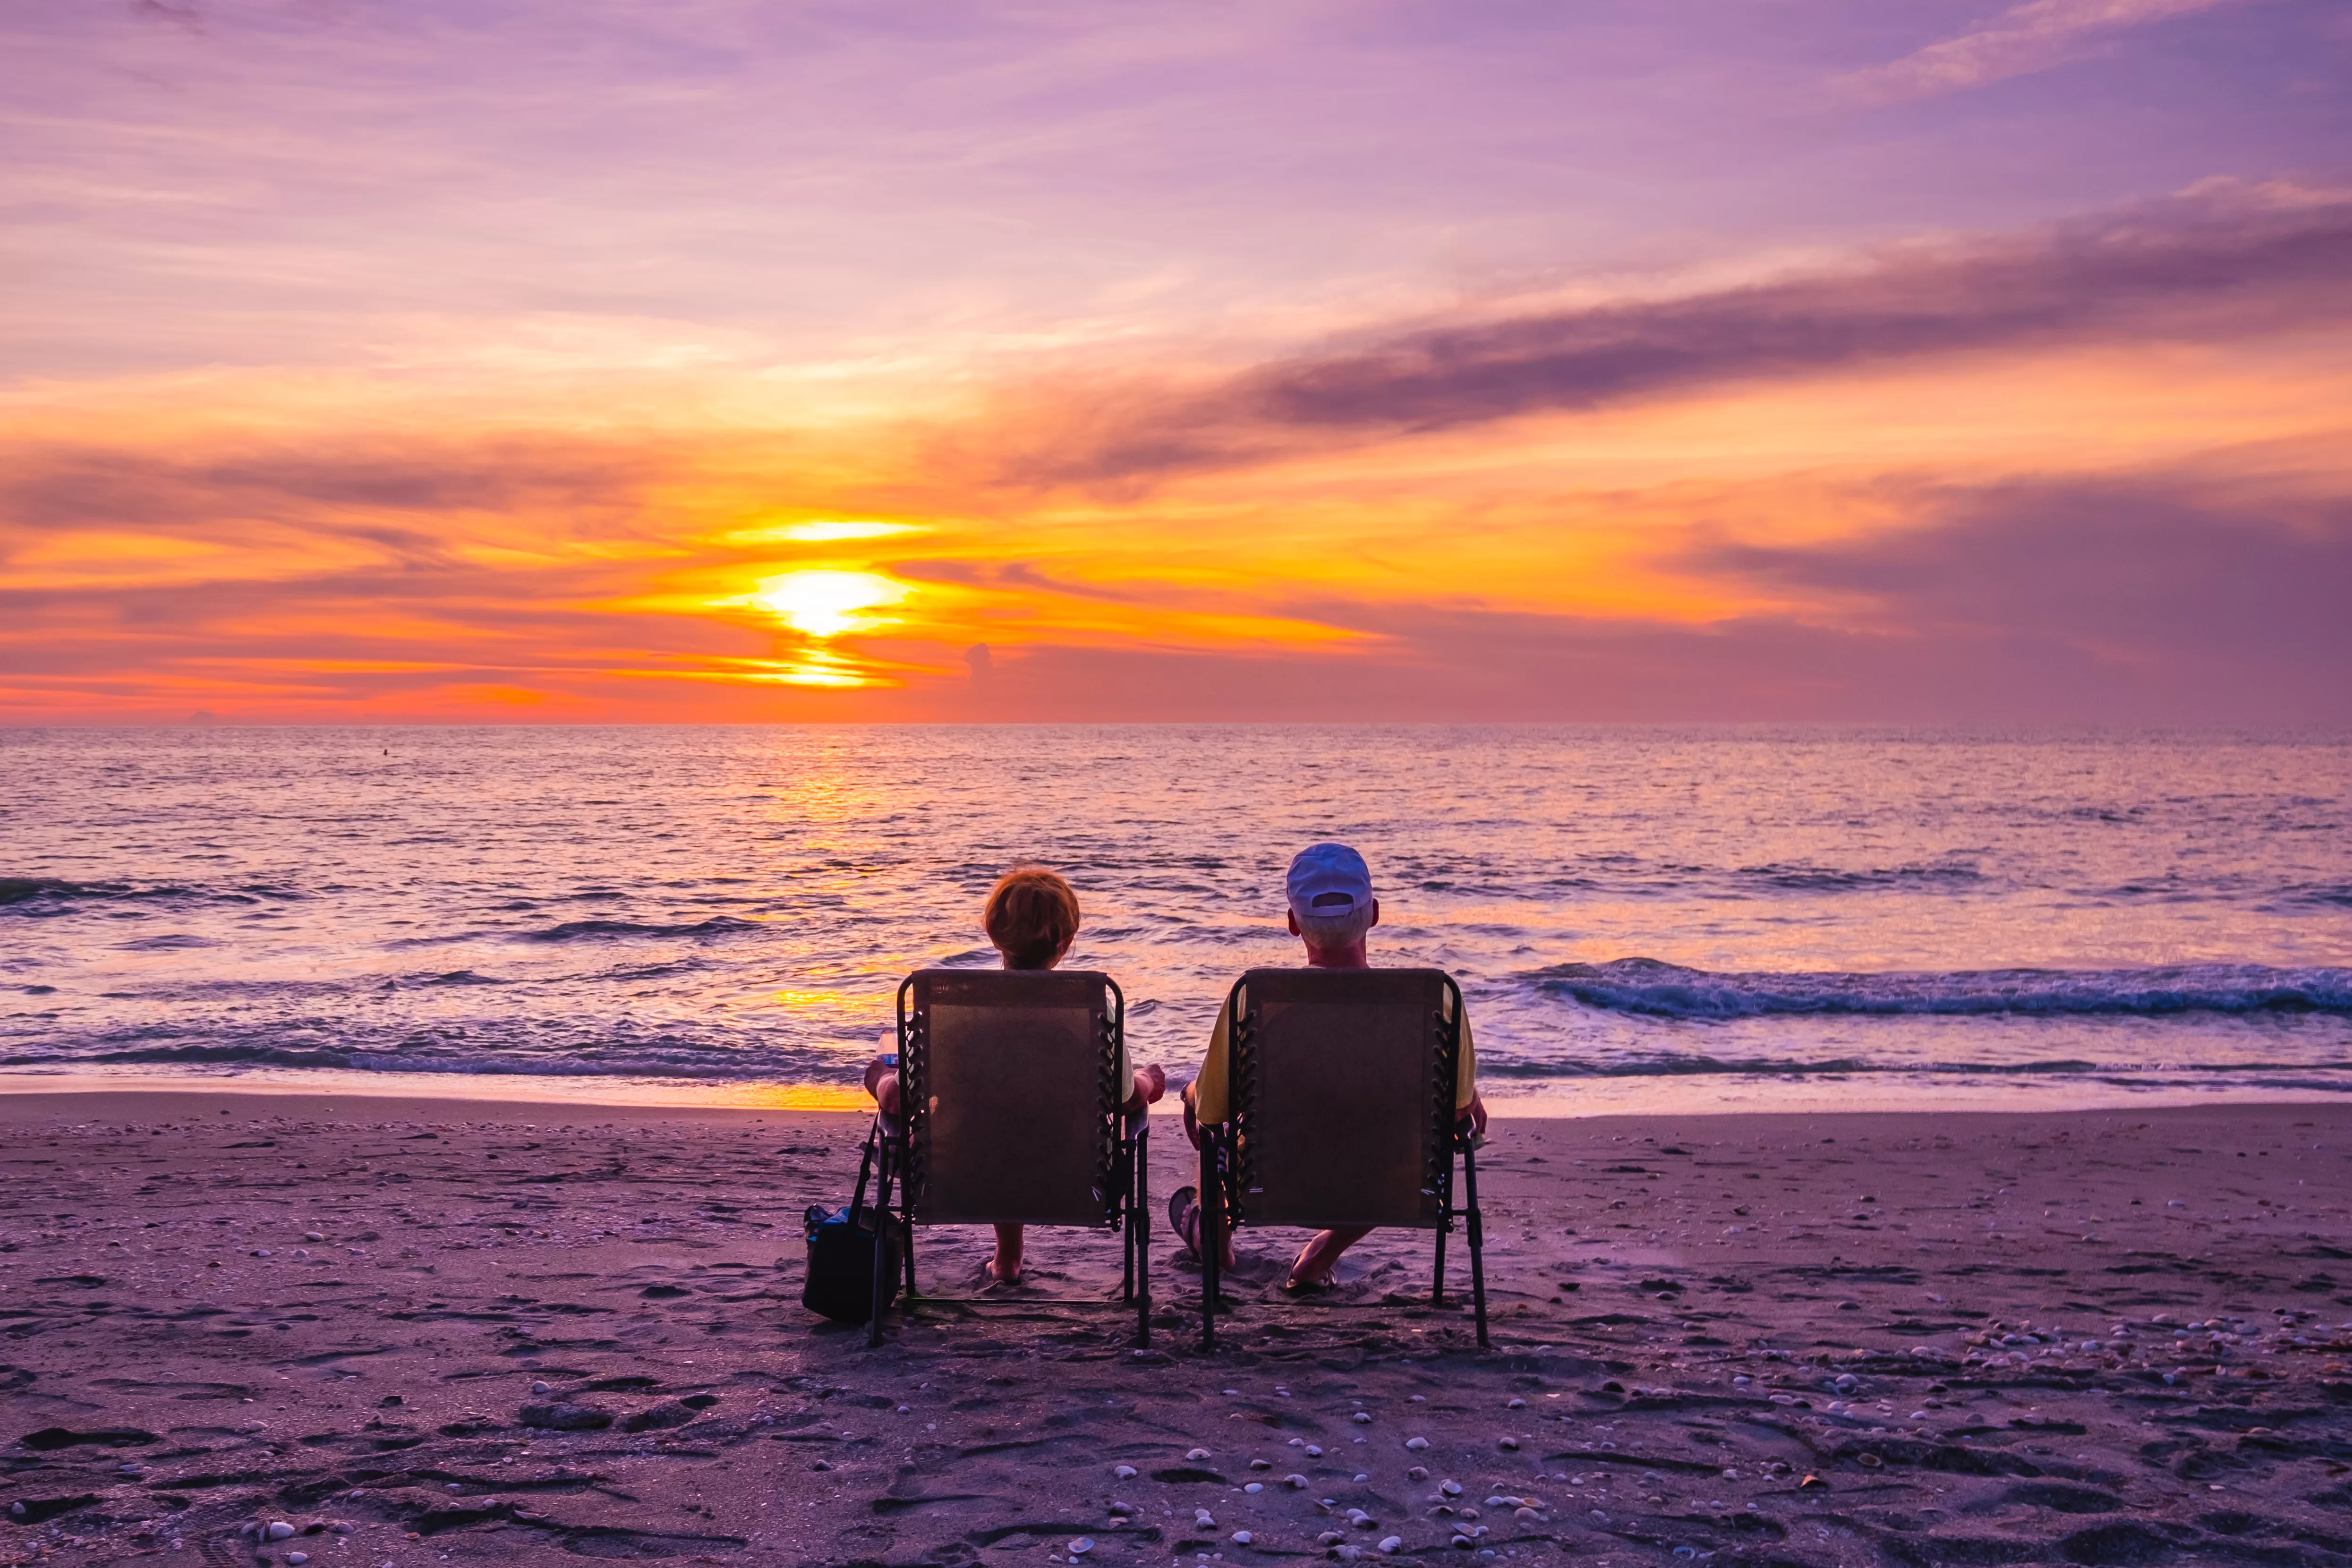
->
4;726;2349;1113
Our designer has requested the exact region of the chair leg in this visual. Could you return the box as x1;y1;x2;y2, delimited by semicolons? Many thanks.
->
1432;1140;1451;1309
1432;1216;1449;1309
1135;1124;1152;1348
867;1145;896;1349
1122;1132;1137;1307
1462;1139;1489;1350
1200;1130;1220;1354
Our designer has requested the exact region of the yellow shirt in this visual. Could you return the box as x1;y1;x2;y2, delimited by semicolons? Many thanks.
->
1190;983;1477;1124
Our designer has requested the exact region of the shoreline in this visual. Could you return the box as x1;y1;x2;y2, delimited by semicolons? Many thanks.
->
6;1065;2349;1121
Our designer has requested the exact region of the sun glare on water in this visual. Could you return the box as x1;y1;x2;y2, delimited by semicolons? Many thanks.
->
752;570;911;638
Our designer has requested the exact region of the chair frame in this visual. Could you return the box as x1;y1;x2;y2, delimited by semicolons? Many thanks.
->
1195;968;1487;1352
867;969;1151;1347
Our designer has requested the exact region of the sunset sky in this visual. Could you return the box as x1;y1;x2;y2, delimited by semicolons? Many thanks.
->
5;0;2349;723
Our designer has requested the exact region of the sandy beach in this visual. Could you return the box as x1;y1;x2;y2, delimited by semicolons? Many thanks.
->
5;1091;2352;1567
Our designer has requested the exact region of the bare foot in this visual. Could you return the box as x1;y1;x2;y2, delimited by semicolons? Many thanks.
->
1286;1238;1336;1292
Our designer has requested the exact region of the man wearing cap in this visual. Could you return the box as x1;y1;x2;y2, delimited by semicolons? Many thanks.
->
1175;843;1486;1291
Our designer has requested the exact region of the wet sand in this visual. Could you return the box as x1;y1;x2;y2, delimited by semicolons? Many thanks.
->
5;1091;2352;1567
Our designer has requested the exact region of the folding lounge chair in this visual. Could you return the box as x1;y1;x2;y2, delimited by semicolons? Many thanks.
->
1194;967;1487;1351
866;968;1150;1346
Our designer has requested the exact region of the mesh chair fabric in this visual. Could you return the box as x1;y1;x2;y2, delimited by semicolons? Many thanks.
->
903;969;1119;1226
1226;968;1456;1229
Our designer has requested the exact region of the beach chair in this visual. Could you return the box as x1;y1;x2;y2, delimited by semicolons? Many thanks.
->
866;968;1150;1347
1194;967;1486;1351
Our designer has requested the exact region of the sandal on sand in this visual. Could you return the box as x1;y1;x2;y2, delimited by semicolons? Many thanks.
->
1168;1186;1202;1262
982;1256;1022;1288
1283;1240;1336;1295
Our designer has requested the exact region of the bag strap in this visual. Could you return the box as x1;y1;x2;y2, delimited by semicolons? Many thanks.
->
847;1116;880;1221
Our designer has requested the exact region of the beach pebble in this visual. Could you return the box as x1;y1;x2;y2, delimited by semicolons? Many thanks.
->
265;1522;297;1541
1113;1465;1138;1480
530;1381;552;1394
1439;1481;1463;1497
1251;1458;1272;1469
1334;1548;1361;1563
1498;1438;1518;1450
1232;1532;1253;1545
303;1232;325;1242
1069;1540;1094;1556
1196;1511;1217;1529
1353;1412;1373;1423
1506;1398;1525;1409
1354;1474;1369;1483
1245;1483;1263;1494
1187;1447;1213;1460
1406;1466;1428;1482
1286;1475;1309;1488
288;1556;309;1566
1305;1445;1323;1457
1378;1538;1402;1555
1405;1437;1429;1450
811;1460;831;1471
1319;1533;1346;1547
1451;1536;1474;1550
1514;1508;1540;1522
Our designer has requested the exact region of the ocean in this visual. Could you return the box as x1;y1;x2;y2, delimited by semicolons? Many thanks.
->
4;725;2349;1113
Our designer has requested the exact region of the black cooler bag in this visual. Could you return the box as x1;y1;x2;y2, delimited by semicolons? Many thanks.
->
802;1127;902;1323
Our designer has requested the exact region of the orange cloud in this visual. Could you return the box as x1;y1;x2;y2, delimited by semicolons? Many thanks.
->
5;190;2352;724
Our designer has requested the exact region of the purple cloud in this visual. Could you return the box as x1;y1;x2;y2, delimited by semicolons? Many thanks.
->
1011;186;2352;485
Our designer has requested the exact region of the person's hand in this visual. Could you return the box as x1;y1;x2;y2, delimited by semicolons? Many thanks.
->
861;1055;891;1100
1466;1093;1489;1139
1138;1063;1168;1104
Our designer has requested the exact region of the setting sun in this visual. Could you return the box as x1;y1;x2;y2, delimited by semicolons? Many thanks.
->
751;570;912;639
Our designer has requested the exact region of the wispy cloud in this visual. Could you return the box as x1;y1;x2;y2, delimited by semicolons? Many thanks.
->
1844;0;2255;104
994;184;2352;487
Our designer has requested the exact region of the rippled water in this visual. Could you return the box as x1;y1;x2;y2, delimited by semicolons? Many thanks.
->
3;725;2349;1110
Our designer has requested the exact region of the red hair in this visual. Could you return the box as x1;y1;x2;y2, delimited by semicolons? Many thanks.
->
984;865;1081;970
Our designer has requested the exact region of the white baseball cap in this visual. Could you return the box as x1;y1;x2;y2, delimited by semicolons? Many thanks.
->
1286;842;1373;918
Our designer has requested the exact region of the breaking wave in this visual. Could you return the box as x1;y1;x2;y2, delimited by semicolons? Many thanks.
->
1529;959;2352;1020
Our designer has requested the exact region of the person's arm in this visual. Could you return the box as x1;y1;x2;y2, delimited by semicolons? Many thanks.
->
1183;997;1235;1147
1123;1063;1167;1115
1456;1011;1486;1137
862;1053;902;1117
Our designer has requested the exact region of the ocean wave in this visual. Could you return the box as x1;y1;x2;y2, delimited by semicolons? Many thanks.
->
1528;958;2352;1020
1733;861;1986;894
0;878;301;912
0;1036;827;1082
518;915;763;943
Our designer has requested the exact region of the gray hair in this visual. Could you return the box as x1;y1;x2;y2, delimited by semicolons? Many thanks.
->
1293;897;1374;950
